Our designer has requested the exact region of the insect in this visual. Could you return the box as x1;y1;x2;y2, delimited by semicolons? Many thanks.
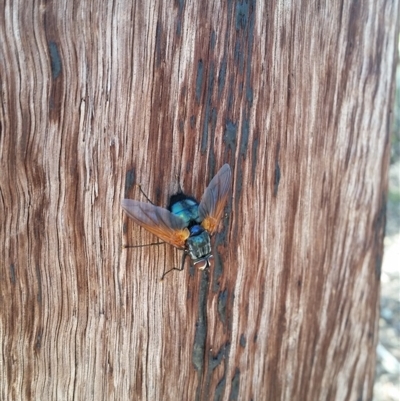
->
121;164;231;279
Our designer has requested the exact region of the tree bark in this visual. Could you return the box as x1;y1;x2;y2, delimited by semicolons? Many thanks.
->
1;1;397;400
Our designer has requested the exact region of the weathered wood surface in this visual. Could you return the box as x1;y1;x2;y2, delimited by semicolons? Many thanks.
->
1;1;397;400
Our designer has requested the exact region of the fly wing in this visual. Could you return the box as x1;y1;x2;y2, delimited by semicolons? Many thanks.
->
121;199;189;249
198;164;231;235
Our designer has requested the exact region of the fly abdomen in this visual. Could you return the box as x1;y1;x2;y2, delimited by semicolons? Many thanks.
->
186;227;212;261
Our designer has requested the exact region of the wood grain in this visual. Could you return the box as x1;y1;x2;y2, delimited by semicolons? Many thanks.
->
0;1;397;400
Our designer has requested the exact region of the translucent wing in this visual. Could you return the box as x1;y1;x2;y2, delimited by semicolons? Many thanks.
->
121;199;190;249
198;164;232;235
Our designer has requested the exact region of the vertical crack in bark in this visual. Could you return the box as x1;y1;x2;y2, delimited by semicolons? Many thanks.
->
192;269;209;399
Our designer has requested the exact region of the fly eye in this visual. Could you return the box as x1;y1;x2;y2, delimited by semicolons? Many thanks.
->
194;259;208;270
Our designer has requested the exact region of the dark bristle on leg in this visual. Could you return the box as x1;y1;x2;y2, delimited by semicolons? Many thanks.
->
160;251;188;281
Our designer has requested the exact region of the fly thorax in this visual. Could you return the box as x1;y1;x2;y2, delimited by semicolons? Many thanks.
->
187;226;211;261
169;198;200;226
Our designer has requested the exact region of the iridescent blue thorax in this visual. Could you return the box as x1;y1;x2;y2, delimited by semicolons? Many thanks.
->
168;195;201;226
168;193;213;270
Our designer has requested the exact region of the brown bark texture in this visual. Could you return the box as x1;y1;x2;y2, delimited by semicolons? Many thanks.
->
0;1;398;400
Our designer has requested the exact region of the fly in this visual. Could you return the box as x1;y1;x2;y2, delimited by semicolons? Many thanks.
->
121;164;232;279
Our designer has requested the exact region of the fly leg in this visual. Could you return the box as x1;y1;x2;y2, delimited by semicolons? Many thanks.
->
136;184;156;205
160;251;188;281
122;242;164;249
